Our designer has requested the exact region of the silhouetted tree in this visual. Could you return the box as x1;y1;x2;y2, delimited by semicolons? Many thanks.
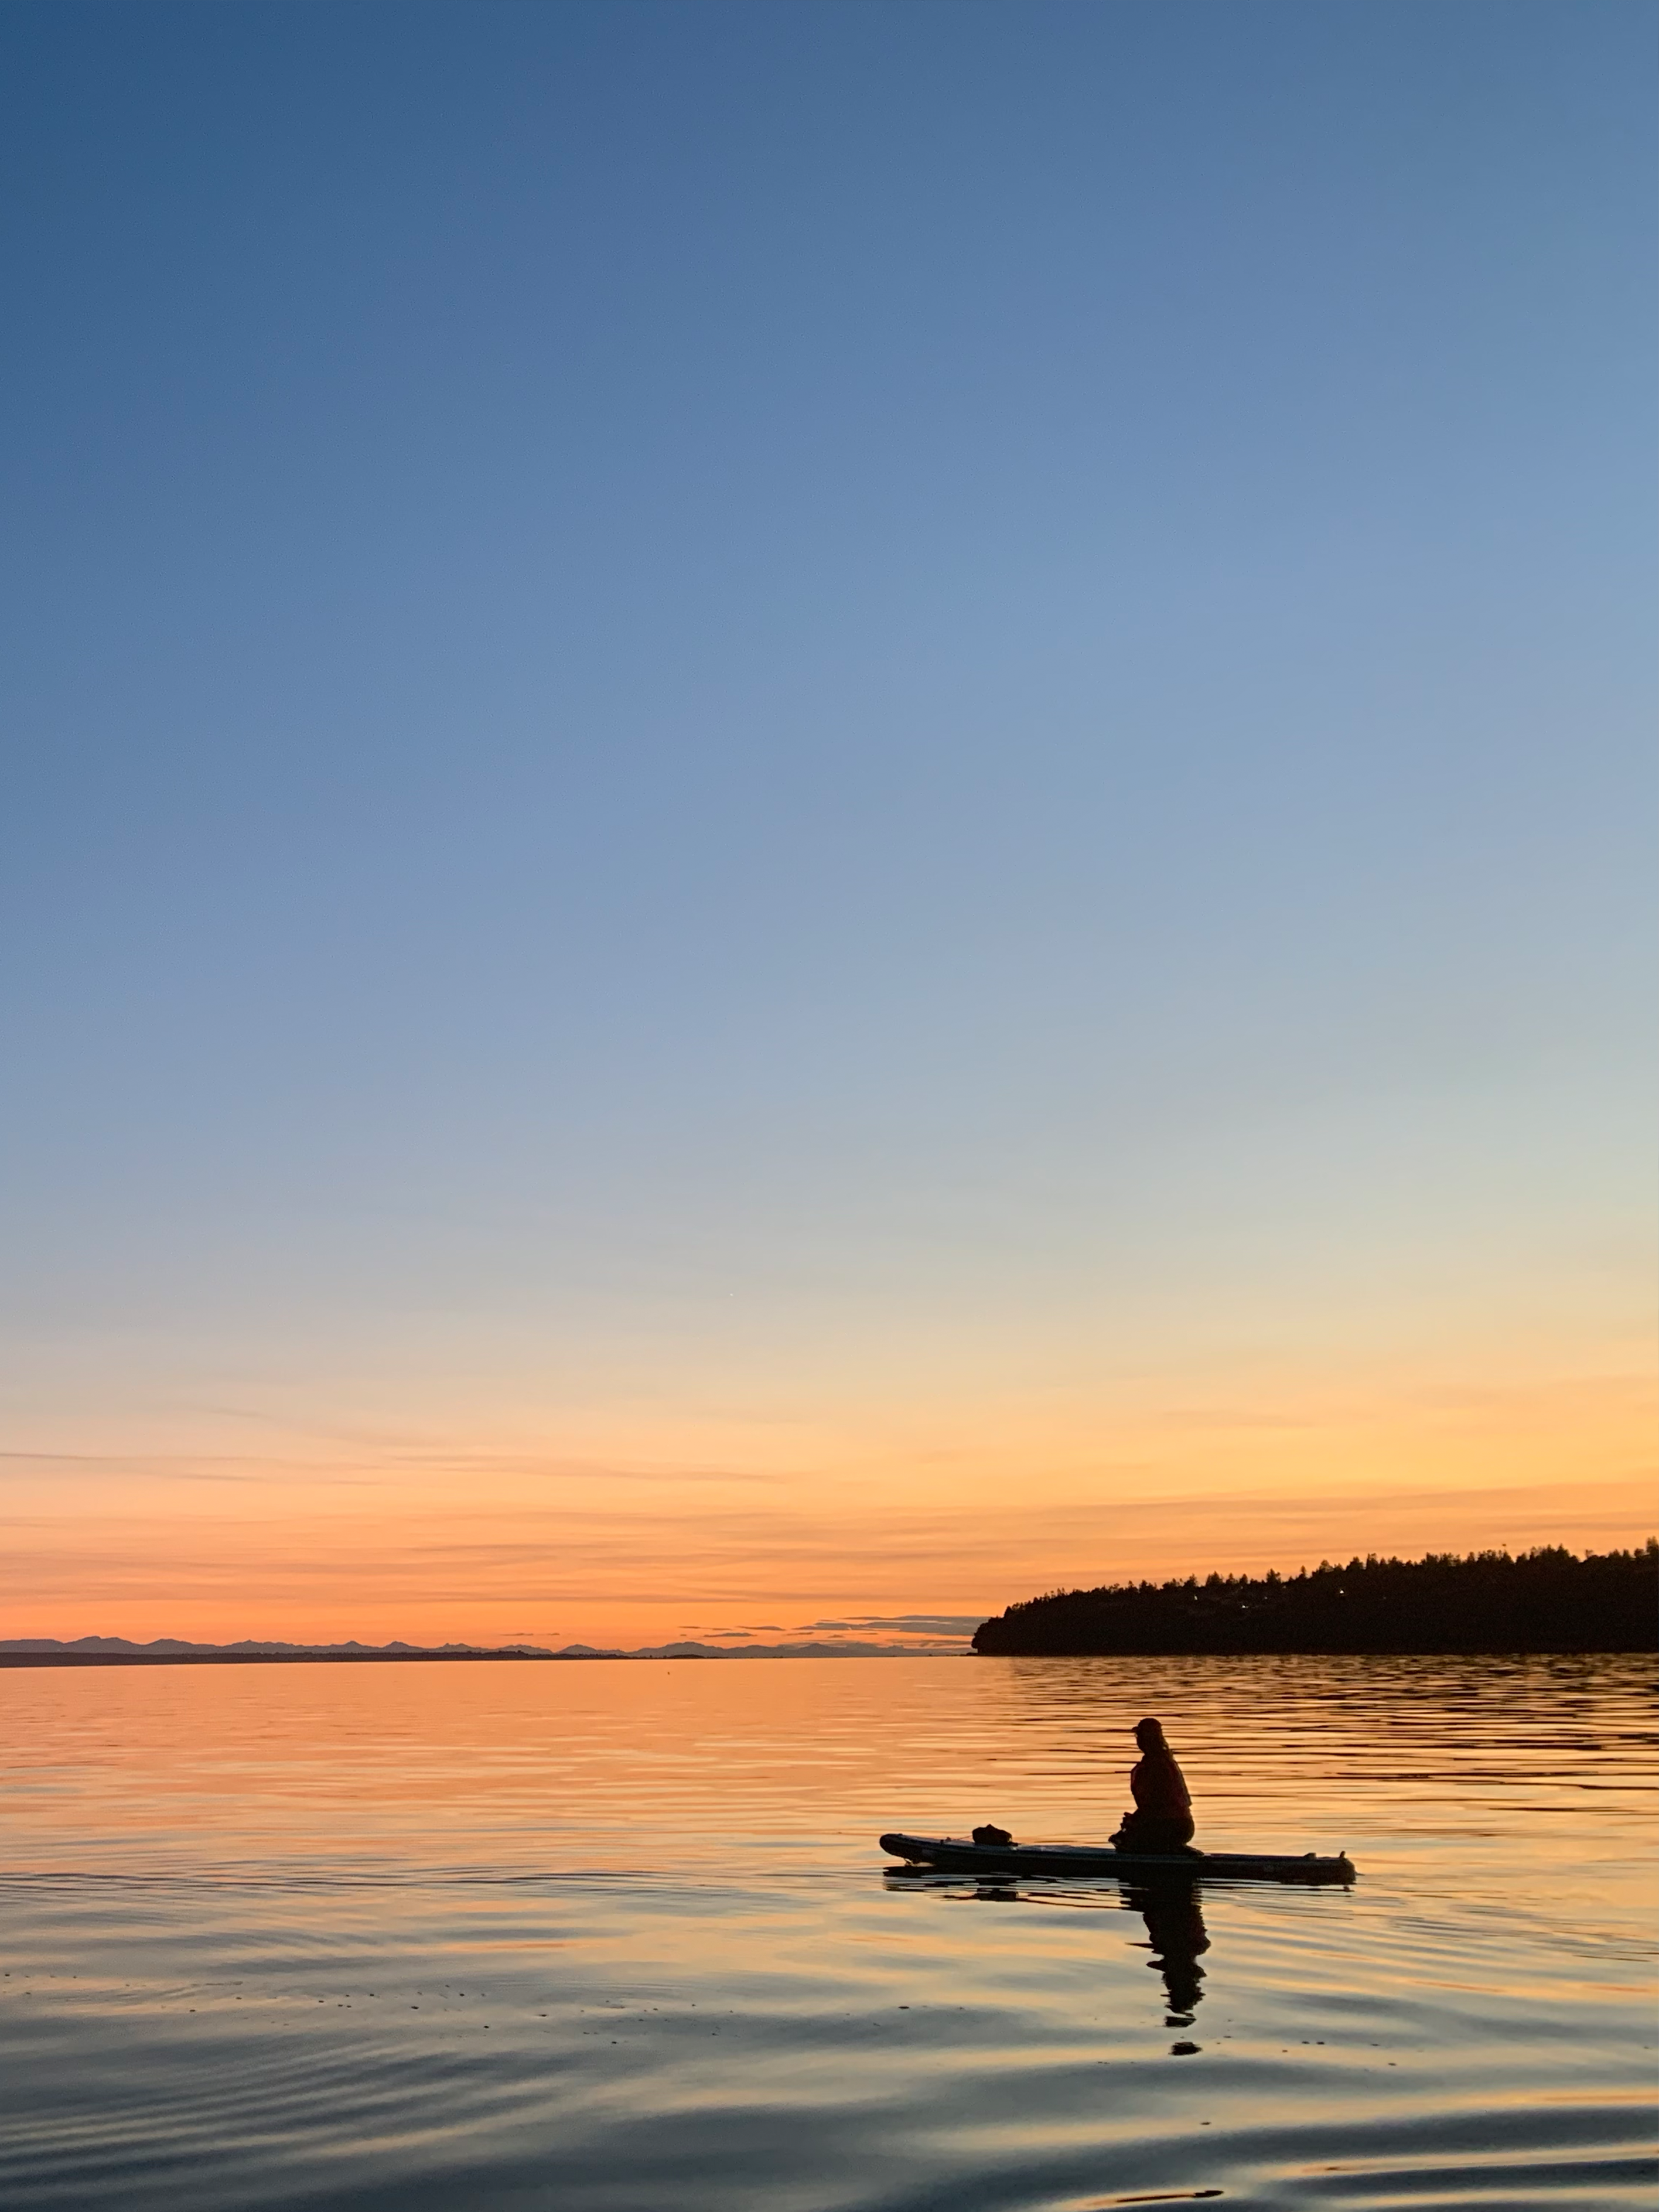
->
970;1541;1658;1654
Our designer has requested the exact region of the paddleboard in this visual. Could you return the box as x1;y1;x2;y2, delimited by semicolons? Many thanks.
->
879;1832;1356;1883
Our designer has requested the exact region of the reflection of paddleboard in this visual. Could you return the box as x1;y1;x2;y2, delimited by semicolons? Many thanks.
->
879;1832;1356;1883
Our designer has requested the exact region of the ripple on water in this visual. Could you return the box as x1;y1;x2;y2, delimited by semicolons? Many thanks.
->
0;1654;1652;2210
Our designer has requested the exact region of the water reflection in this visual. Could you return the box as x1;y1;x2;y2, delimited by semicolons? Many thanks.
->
1127;1880;1210;2028
886;1863;1213;2033
0;1655;1650;2212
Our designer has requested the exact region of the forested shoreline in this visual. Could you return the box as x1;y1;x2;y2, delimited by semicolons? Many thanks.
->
971;1542;1658;1655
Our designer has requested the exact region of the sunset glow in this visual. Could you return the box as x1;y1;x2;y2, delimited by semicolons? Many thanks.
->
3;2;1652;1652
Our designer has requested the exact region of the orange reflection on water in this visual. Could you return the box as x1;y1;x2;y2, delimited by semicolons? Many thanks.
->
0;1654;1653;2212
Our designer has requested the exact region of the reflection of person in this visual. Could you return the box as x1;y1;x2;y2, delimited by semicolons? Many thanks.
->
1130;1883;1210;2026
1111;1716;1196;1852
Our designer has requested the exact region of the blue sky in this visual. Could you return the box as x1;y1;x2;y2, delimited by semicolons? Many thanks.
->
2;1;1653;1641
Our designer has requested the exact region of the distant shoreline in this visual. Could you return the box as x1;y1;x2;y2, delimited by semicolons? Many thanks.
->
1;1648;565;1667
4;1641;1651;1667
972;1544;1658;1657
0;1646;968;1667
12;1547;1654;1664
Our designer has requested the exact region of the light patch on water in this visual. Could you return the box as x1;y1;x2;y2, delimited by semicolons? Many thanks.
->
0;1653;1652;2210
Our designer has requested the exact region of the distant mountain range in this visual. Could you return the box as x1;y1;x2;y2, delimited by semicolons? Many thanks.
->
1;1636;534;1654
0;1635;958;1662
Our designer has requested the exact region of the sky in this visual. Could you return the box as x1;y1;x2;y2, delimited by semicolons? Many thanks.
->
2;0;1654;1651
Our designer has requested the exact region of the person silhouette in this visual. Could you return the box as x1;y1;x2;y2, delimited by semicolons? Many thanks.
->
1110;1716;1196;1853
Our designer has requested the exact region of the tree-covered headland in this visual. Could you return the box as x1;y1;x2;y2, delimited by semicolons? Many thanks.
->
971;1542;1658;1655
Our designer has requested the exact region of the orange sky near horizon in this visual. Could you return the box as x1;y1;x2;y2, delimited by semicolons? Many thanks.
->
6;1341;1651;1650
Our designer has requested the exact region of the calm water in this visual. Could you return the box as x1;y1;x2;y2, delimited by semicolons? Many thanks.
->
0;1654;1653;2211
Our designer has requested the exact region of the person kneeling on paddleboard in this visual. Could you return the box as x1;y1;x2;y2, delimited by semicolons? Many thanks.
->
1110;1716;1196;1854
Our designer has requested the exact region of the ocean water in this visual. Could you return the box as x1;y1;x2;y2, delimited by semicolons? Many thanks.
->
0;1653;1652;2211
